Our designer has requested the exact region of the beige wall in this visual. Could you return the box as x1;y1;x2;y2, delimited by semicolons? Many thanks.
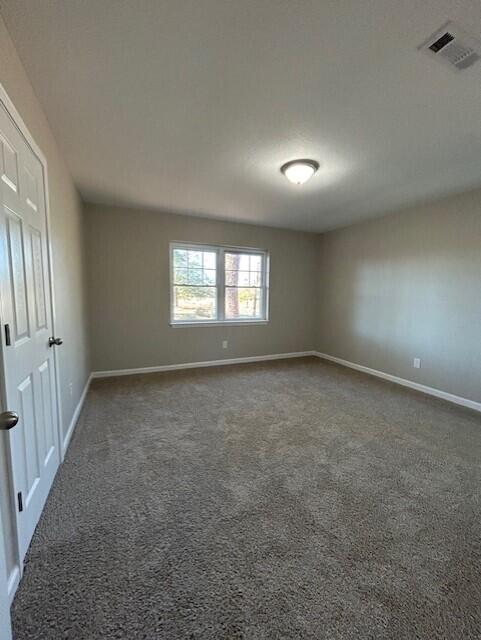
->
86;191;481;408
0;17;90;579
317;188;481;404
85;204;318;371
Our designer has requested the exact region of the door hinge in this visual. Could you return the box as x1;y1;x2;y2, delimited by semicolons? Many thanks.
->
4;323;11;346
17;491;23;513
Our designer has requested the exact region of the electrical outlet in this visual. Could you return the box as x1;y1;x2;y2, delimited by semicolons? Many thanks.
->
222;340;228;349
413;358;421;369
69;382;73;396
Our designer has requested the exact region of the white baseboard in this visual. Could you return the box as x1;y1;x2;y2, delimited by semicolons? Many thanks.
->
92;351;316;379
61;373;93;458
315;352;481;413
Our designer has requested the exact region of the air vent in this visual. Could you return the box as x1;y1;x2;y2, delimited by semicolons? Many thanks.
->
419;21;481;70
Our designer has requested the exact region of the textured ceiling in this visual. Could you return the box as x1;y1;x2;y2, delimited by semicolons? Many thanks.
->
2;0;481;232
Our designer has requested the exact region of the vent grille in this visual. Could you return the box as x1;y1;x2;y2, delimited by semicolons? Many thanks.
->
419;21;481;71
429;32;454;53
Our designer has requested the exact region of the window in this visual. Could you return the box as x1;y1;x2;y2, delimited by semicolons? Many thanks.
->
170;243;269;325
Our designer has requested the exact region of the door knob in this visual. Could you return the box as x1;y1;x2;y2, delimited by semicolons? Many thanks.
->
48;336;63;347
0;411;19;431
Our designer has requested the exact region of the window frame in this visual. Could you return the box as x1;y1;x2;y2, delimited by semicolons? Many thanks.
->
169;242;270;327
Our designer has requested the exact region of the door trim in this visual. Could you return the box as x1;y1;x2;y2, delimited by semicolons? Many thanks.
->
0;499;12;640
6;566;19;604
0;82;63;594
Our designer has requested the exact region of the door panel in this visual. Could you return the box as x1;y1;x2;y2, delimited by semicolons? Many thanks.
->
0;133;19;194
38;359;55;465
0;100;60;565
17;375;39;504
31;228;47;330
24;166;38;213
6;209;29;341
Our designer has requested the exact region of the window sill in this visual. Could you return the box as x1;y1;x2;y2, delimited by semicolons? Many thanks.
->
170;320;269;328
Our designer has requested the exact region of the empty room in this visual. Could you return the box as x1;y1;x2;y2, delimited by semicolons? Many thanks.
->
0;1;480;638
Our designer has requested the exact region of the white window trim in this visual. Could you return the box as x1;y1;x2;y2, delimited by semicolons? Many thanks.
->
169;242;270;326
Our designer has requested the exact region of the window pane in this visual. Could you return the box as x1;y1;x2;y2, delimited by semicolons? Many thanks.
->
237;271;250;286
238;254;250;270
225;270;250;286
188;250;203;268
173;248;217;288
225;253;236;270
173;249;188;268
203;251;217;269
250;255;261;271
249;271;261;287
225;287;262;319
225;270;237;286
173;286;216;321
226;252;263;268
203;269;216;285
174;268;188;284
186;268;204;285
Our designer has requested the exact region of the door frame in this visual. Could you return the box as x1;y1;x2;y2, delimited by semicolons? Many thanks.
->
0;499;12;640
0;81;63;601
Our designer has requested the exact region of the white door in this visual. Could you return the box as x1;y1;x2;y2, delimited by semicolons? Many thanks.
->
0;503;12;640
0;100;60;563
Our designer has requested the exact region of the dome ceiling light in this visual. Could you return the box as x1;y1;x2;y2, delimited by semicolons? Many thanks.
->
281;159;319;185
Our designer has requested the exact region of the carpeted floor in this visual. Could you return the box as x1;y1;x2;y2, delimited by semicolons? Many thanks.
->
11;356;481;639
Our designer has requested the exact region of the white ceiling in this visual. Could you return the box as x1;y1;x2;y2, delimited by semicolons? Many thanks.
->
2;0;481;232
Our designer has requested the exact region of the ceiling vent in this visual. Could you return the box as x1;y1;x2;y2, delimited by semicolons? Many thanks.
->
419;21;481;70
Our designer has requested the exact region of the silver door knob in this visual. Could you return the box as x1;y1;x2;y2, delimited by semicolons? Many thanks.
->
48;336;63;347
0;411;19;431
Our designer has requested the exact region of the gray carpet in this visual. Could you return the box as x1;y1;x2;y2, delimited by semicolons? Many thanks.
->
11;357;481;639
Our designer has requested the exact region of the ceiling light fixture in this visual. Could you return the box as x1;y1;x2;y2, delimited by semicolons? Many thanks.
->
281;159;319;185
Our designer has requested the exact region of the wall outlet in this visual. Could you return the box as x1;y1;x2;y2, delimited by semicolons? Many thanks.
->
69;382;73;397
413;358;421;369
222;340;228;349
